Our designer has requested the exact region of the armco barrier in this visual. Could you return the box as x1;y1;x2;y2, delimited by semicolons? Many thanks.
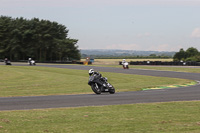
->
14;60;92;65
119;61;200;66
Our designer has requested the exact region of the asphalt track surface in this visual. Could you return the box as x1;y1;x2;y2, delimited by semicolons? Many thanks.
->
0;63;200;111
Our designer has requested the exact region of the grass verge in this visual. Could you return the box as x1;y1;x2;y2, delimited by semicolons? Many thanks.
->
0;101;200;133
93;64;200;73
0;65;193;97
88;58;173;65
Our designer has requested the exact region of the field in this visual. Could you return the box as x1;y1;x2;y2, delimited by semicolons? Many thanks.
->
87;58;173;65
89;59;200;73
1;101;200;133
92;64;200;73
0;65;192;97
0;64;200;132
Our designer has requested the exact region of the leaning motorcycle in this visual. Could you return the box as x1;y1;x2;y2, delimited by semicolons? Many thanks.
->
88;74;115;94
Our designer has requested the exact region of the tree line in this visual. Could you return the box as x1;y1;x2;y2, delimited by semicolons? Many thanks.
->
173;47;200;62
0;16;80;61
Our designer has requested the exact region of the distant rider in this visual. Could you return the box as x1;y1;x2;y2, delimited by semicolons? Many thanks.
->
122;59;129;69
122;59;126;65
4;58;11;65
4;58;8;65
28;58;32;65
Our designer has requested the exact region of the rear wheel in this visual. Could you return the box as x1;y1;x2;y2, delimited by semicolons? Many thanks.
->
91;83;101;94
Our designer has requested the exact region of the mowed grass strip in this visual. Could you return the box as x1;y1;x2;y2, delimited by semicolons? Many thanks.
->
88;58;173;65
0;66;89;97
129;65;200;73
0;65;192;97
93;64;200;73
90;58;200;73
0;101;200;133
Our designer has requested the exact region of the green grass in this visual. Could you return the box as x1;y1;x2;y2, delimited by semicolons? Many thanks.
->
88;58;200;73
93;64;200;73
0;101;200;133
129;65;200;73
0;65;199;132
0;65;193;97
87;58;173;65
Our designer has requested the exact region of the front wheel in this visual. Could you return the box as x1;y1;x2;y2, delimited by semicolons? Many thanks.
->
91;83;101;94
109;87;115;94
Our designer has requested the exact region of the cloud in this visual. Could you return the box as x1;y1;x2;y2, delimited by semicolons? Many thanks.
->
191;28;200;38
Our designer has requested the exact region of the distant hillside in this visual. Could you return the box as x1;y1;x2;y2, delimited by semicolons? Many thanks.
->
80;49;176;58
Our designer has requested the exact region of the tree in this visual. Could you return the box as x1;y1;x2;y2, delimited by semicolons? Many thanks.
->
185;47;199;58
0;16;13;59
173;48;186;61
173;47;200;62
0;16;80;61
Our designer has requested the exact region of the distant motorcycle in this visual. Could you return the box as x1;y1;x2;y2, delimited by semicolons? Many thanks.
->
5;60;12;65
4;58;12;65
122;62;129;69
88;73;115;94
29;60;36;65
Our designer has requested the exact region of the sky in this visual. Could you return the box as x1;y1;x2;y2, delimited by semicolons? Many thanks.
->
1;0;200;51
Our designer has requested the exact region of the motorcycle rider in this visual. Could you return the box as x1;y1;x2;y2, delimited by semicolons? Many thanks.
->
88;68;115;94
89;69;107;82
4;58;8;65
122;59;126;65
89;68;101;77
28;58;36;65
4;58;12;65
122;59;129;69
28;58;32;65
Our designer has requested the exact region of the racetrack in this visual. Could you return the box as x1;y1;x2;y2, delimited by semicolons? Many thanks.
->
0;63;200;111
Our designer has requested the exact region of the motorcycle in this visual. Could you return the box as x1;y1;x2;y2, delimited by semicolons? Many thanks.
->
28;60;36;65
123;62;129;69
5;61;12;65
4;58;12;65
88;73;115;94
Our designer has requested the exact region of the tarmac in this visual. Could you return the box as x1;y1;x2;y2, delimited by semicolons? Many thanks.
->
0;63;200;111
